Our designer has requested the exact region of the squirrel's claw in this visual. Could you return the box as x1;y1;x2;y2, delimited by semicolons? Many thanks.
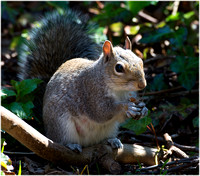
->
126;102;148;120
137;102;146;108
107;138;123;149
141;106;148;117
66;143;82;153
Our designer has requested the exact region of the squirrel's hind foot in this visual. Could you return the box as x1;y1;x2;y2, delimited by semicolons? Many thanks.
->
107;138;123;149
66;143;82;153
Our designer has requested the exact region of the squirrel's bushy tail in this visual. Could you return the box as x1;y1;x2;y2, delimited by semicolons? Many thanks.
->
18;10;101;118
18;10;101;83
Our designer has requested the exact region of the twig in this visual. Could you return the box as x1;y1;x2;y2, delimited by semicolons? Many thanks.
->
3;151;35;155
190;1;199;18
174;143;199;153
139;86;184;96
159;158;199;174
96;1;104;9
164;133;189;158
138;10;158;23
171;134;179;138
137;156;199;174
120;131;199;153
170;89;199;96
139;156;198;171
140;89;199;97
159;114;174;132
172;1;180;15
144;55;175;65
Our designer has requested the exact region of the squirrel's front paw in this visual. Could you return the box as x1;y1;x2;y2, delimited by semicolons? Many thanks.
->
126;102;148;120
137;102;148;117
107;138;123;149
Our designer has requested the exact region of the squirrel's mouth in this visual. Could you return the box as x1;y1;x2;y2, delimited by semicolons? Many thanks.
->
137;81;147;90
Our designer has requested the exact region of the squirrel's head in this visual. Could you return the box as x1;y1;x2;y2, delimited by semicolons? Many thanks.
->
101;37;146;92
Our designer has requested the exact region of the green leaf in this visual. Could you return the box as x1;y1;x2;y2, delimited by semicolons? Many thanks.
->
143;47;149;60
140;25;187;48
1;170;5;175
92;2;132;26
19;79;43;97
2;104;9;110
170;56;198;90
5;79;41;120
183;11;195;19
9;102;26;119
10;36;20;50
94;1;130;35
122;115;151;135
1;144;4;153
2;2;18;24
162;170;168;175
169;27;188;49
1;89;16;100
1;153;12;166
178;72;196;90
180;97;191;105
166;12;181;22
159;101;197;119
18;161;21;176
160;159;169;175
11;79;42;100
156;21;166;28
9;101;34;120
170;56;183;73
193;117;199;128
184;46;195;57
46;1;69;11
11;80;20;94
1;139;6;149
22;101;34;118
92;27;107;44
149;73;168;91
110;22;124;36
1;153;13;172
129;25;140;35
139;25;172;44
126;1;158;16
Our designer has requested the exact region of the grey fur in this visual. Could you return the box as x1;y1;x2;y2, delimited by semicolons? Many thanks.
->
18;10;101;81
43;46;147;147
18;10;101;117
18;10;148;148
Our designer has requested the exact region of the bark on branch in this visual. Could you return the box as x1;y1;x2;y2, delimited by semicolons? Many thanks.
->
1;106;159;173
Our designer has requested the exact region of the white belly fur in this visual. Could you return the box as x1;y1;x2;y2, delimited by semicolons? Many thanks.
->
59;113;122;147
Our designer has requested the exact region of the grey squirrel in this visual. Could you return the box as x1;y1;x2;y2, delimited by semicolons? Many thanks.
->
19;10;148;152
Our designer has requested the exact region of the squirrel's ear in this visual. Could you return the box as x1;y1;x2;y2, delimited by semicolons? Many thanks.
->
125;36;132;50
103;40;114;61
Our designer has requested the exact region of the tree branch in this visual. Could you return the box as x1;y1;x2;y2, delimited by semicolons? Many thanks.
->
163;133;189;158
1;106;159;173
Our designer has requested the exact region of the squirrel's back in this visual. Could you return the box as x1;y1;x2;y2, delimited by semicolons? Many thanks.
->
18;10;101;117
18;10;101;83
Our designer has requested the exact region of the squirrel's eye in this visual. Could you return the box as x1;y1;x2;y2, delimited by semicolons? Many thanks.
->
115;64;124;73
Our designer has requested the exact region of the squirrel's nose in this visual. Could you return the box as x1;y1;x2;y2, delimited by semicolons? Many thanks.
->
138;80;146;89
